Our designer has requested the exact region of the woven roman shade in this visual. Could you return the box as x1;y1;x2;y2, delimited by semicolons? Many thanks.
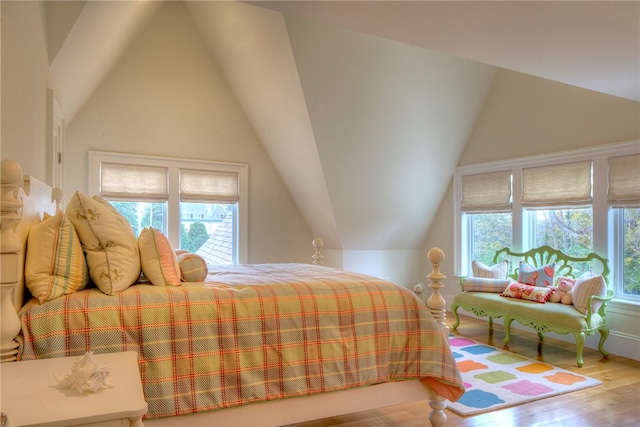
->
461;171;512;212
608;154;640;207
522;161;591;208
100;163;168;201
180;169;239;203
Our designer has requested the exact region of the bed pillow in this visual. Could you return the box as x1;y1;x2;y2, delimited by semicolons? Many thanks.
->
25;211;89;303
138;227;181;286
501;282;556;303
572;272;607;314
471;260;509;279
66;192;140;295
518;261;555;287
177;252;208;282
463;277;512;293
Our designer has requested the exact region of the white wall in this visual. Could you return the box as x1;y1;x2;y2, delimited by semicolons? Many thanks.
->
1;1;50;178
424;69;640;360
64;2;314;264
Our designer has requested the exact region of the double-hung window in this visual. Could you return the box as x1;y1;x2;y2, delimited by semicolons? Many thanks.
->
459;170;513;269
455;140;639;303
521;161;593;261
89;151;248;265
608;154;640;301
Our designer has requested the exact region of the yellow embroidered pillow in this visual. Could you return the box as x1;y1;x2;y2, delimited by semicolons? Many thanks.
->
25;211;89;302
138;227;181;286
66;192;140;295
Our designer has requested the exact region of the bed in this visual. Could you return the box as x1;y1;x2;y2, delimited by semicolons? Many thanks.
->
0;158;464;427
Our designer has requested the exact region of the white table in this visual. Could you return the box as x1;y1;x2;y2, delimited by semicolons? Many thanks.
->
0;351;147;427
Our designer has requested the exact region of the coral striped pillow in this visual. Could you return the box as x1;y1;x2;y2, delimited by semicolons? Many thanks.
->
572;272;607;314
138;227;181;286
25;211;89;303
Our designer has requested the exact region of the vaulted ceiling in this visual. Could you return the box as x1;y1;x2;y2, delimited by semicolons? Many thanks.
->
41;0;639;251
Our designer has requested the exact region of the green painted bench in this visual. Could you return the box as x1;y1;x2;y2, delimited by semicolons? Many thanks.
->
451;246;612;366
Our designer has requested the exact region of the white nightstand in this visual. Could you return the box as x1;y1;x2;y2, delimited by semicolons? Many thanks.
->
0;351;147;427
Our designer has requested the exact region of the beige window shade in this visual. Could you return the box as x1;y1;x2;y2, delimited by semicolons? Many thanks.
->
522;161;591;208
100;163;168;201
180;169;239;203
608;154;640;206
461;171;512;212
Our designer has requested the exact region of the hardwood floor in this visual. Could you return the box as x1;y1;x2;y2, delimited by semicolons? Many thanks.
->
288;313;640;427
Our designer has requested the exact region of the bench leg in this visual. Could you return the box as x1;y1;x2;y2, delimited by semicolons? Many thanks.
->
451;304;461;330
598;327;610;358
574;332;586;367
503;317;513;344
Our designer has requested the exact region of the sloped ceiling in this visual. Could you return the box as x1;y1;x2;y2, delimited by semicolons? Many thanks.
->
41;0;639;252
251;0;640;102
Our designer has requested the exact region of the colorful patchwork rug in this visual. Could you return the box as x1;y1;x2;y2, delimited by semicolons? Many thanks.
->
447;335;602;416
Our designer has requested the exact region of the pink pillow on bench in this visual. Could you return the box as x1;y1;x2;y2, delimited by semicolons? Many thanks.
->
501;282;556;304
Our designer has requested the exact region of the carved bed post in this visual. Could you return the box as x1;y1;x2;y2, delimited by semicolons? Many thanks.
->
426;246;449;427
426;247;448;333
312;237;324;265
1;159;24;362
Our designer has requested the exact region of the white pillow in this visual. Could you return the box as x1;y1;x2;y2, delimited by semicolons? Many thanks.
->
66;192;140;295
472;260;509;279
572;272;607;314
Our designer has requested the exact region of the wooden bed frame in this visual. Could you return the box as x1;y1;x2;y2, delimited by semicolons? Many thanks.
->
0;158;453;427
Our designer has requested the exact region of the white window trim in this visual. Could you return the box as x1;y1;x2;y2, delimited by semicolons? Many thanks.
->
88;150;249;264
454;139;639;303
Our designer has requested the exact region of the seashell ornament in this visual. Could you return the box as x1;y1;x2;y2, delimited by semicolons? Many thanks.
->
55;352;114;393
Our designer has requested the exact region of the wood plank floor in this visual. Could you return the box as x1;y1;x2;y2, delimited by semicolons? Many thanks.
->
288;313;640;427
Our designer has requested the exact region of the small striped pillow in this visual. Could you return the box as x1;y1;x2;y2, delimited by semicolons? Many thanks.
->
572;272;607;314
177;252;208;282
463;277;512;293
25;211;89;303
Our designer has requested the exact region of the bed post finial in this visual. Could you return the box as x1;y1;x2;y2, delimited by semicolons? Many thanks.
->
427;247;448;333
1;159;25;362
312;237;324;265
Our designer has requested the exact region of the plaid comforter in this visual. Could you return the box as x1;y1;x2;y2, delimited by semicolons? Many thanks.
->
18;263;464;419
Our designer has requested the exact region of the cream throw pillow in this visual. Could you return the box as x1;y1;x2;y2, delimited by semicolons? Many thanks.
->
66;192;140;295
25;211;89;302
572;272;607;315
138;227;181;286
472;260;509;279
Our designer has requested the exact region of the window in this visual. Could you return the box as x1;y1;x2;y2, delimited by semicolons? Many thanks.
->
608;154;640;301
89;151;248;265
455;141;639;303
521;161;593;259
459;170;513;267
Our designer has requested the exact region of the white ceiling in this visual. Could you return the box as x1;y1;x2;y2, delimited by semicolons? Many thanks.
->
250;1;640;102
39;0;639;252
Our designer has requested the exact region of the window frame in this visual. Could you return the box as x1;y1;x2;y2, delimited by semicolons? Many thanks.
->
88;150;249;264
454;140;639;303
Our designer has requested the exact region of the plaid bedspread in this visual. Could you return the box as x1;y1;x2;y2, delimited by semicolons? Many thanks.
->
18;263;464;419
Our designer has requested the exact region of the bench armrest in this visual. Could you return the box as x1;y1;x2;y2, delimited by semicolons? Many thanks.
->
585;290;614;324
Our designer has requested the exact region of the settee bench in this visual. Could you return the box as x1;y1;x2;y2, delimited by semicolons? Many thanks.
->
451;246;612;367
